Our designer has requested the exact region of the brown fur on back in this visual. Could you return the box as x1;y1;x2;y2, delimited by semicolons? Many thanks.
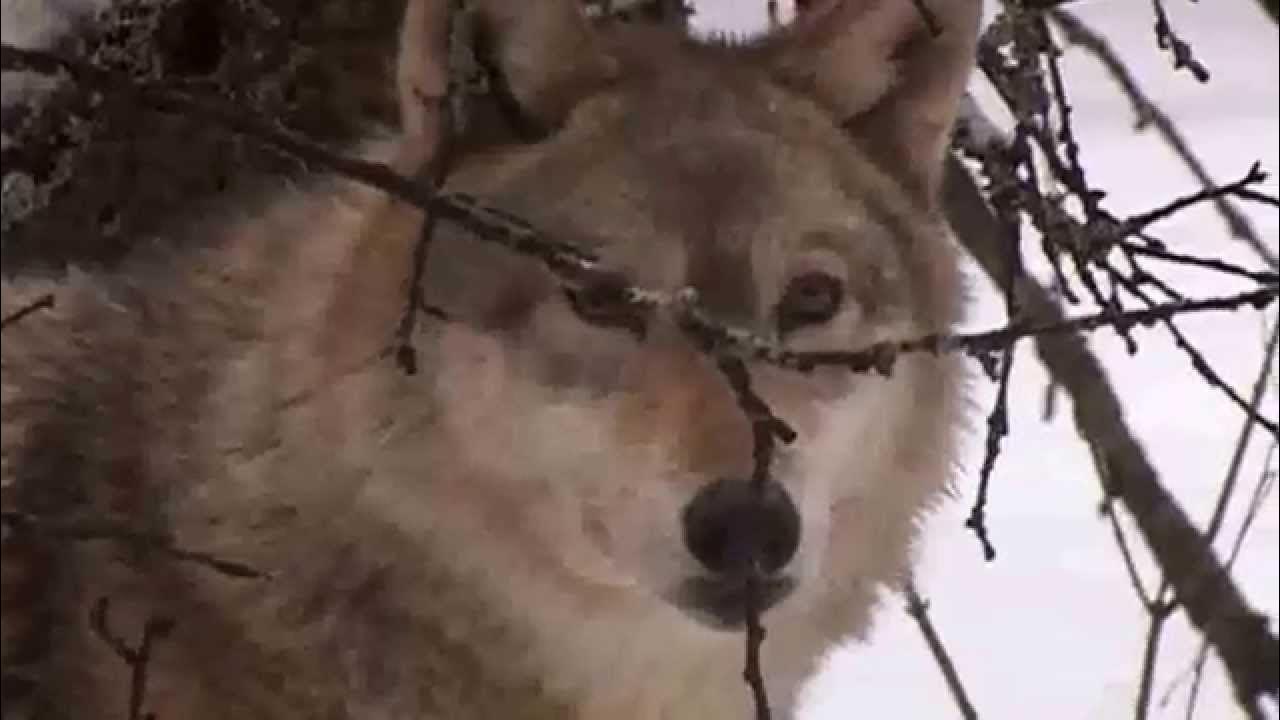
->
3;2;981;718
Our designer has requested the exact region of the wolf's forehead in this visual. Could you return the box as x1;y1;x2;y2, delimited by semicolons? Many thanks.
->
610;46;797;144
600;51;852;225
577;112;855;252
574;126;858;321
489;45;868;300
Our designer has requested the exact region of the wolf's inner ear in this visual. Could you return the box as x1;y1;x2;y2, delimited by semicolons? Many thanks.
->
397;0;616;158
771;0;982;202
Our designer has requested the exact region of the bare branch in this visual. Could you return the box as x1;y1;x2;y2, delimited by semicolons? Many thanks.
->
955;79;1279;439
1048;9;1278;271
943;156;1280;709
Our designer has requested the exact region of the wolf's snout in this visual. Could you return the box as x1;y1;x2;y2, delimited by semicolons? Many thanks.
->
681;478;800;576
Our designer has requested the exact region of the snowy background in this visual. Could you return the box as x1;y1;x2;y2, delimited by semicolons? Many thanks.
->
3;0;1276;718
687;2;1278;719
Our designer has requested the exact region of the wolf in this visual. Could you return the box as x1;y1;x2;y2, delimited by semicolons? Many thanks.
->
1;0;980;717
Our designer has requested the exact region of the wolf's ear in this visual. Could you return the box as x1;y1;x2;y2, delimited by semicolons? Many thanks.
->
771;0;982;201
397;0;616;161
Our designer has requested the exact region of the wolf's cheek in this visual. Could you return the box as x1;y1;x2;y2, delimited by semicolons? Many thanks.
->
776;381;903;581
572;472;693;591
432;323;515;437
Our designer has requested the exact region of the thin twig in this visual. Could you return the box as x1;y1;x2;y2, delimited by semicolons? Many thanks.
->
965;89;1032;556
1150;0;1210;82
710;356;798;467
1101;498;1155;608
904;579;979;720
1179;440;1279;720
1135;590;1175;720
966;342;1012;562
757;285;1278;376
1;511;268;580
1101;266;1279;438
705;356;796;720
1;293;55;329
743;573;771;720
1038;13;1101;223
1121;243;1279;286
961;87;1030;560
394;0;466;376
1124;163;1272;234
1233;188;1280;209
89;597;175;720
1204;316;1280;542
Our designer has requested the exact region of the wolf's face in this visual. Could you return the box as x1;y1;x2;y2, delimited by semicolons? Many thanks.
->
399;0;976;631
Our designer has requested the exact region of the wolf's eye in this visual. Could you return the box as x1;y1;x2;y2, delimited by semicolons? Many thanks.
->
777;271;844;335
564;274;648;338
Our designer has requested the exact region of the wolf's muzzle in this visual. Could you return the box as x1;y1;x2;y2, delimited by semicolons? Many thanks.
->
674;574;797;630
681;477;800;577
663;478;802;629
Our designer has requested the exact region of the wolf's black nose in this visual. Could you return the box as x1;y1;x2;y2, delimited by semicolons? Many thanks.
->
682;478;800;576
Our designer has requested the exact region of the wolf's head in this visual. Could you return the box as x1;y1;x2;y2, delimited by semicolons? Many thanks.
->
393;0;979;633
